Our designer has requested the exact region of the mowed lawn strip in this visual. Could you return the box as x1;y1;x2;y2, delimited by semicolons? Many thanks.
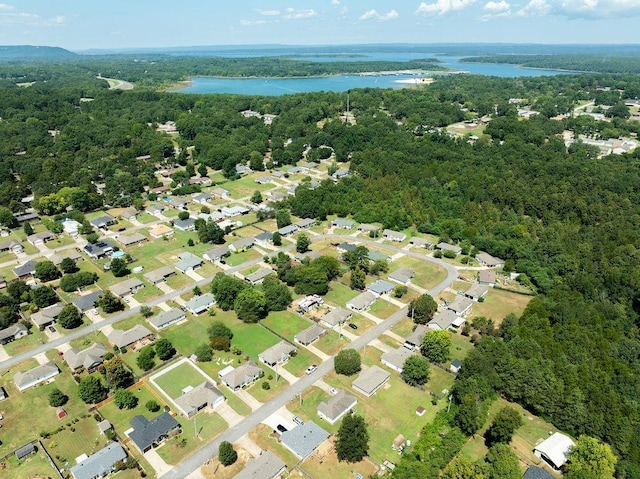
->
153;362;210;398
47;416;110;469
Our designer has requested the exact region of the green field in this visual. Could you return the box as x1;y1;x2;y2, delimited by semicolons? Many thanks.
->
314;330;350;356
261;310;312;341
225;249;261;267
157;412;227;465
392;256;448;291
471;288;533;326
283;348;321;377
324;282;359;307
3;329;47;356
99;382;169;435
247;373;289;403
2;450;60;479
153;362;210;398
45;416;110;469
369;299;399;319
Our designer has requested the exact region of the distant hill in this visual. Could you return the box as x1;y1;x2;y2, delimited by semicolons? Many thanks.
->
0;45;76;60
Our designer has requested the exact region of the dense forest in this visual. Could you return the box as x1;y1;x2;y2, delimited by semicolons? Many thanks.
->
2;58;640;475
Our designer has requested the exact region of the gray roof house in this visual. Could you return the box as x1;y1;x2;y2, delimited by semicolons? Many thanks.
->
13;260;37;279
245;267;273;285
388;268;414;285
31;303;64;328
192;192;212;204
258;340;297;367
144;266;176;284
276;224;298;236
83;241;114;259
203;245;230;262
90;215;117;230
332;218;355;229
110;278;144;298
219;360;262;391
404;325;428;351
382;229;407;242
146;204;166;216
15;443;36;460
381;347;414;373
336;242;357;254
174;381;225;418
70;442;127;479
347;291;377;311
73;290;102;312
229;237;255;253
174;218;196;231
185;292;216;314
0;323;28;345
120;207;138;221
211;187;230;198
27;231;56;246
280;421;330;459
0;239;24;254
428;310;459;331
294;323;326;346
174;252;203;273
255;175;272;185
368;279;395;296
436;242;462;255
409;237;432;249
523;466;554;479
464;284;489;301
357;223;379;233
478;270;497;285
294;218;315;229
107;324;152;349
352;365;391;397
128;412;180;453
63;343;109;372
14;362;60;391
447;296;473;315
320;307;352;328
475;252;504;268
222;205;250;217
149;308;186;331
317;390;357;425
234;450;286;479
254;231;273;246
116;232;147;247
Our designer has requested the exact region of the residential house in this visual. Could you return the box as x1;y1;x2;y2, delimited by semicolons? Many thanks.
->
447;296;473;316
107;325;152;349
382;229;407;242
31;303;64;329
116;233;147;247
357;223;379;234
287;166;304;174
259;340;297;367
255;175;272;185
83;241;115;259
317;390;357;425
336;242;357;254
229;237;255;253
352;365;391;397
211;187;230;198
192;192;212;204
0;323;28;345
463;284;489;301
222;205;250;217
190;176;212;186
14;212;39;223
268;191;286;202
174;381;225;418
478;270;497;285
27;231;56;246
173;218;196;231
128;412;180;453
50;250;83;267
110;278;144;298
70;443;127;479
428;310;461;331
149;224;173;239
235;164;252;176
234;450;286;479
404;325;428;351
367;250;389;262
381;347;414;373
367;279;395;297
169;197;190;210
332;218;354;229
436;242;462;255
272;171;286;179
203;245;230;262
245;267;273;285
346;291;377;311
185;293;216;315
219;360;262;390
294;218;315;230
533;432;575;470
200;211;226;223
298;161;319;170
149;186;170;195
73;291;102;312
321;307;352;329
297;294;323;313
523;466;554;479
0;240;23;254
254;232;273;247
280;422;330;460
146;204;166;216
119;208;138;222
409;237;432;249
294;251;321;262
90;215;117;230
14;362;60;391
63;343;109;372
475;252;504;267
144;266;176;285
15;443;36;460
450;359;462;374
13;260;36;279
276;224;298;237
332;169;350;180
149;308;186;331
97;420;113;436
294;323;326;346
388;268;414;285
174;252;203;273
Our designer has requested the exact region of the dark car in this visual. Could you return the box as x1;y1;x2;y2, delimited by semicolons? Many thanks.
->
48;325;56;333
348;323;358;330
276;424;287;433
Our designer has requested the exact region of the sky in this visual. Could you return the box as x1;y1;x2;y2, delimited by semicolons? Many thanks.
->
0;0;639;50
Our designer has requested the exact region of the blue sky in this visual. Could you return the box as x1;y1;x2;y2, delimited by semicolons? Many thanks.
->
0;1;639;50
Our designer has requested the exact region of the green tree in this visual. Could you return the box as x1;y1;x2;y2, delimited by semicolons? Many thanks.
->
146;400;160;412
272;231;282;246
102;357;134;389
60;271;98;292
219;441;238;466
401;355;431;387
194;343;214;362
114;388;138;410
178;210;190;221
334;349;361;376
97;291;124;313
349;268;366;291
78;376;107;404
7;280;30;302
442;458;486;479
23;222;34;236
31;285;58;308
485;406;523;446
34;260;61;282
155;338;176;360
210;336;231;351
234;288;267;323
210;273;248;311
342;246;370;272
136;345;156;371
369;259;388;275
57;304;83;329
60;257;78;274
110;257;130;277
454;395;483;436
312;256;341;281
208;321;233;340
408;294;437;324
140;305;153;317
250;190;263;204
293;265;329;295
0;207;17;228
275;209;291;228
263;275;292;311
484;444;520;479
296;233;311;253
421;330;452;363
565;435;617;479
335;414;369;462
86;232;99;244
48;388;68;407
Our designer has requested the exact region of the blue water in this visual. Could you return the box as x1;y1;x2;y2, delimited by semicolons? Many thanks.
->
110;251;125;259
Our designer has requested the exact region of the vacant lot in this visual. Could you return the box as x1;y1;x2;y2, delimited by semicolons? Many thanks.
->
3;450;60;479
154;361;210;398
261;310;312;341
324;282;359;307
471;288;533;326
369;299;398;319
392;256;448;291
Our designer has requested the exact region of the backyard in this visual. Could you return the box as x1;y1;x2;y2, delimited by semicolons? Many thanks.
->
153;361;212;399
470;288;533;325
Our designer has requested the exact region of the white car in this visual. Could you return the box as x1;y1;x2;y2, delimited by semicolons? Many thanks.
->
305;365;317;375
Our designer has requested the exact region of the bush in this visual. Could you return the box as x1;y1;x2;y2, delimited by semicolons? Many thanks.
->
194;343;214;362
219;441;238;466
443;250;457;259
146;400;161;412
48;388;69;407
210;336;231;351
334;349;361;376
261;381;271;390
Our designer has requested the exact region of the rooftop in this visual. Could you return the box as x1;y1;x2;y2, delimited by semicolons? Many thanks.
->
280;421;330;459
69;442;127;479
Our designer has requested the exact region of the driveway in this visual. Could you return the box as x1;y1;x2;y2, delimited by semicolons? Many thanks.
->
145;449;172;476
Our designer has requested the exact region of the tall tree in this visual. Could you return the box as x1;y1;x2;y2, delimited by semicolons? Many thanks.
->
421;330;452;363
334;349;361;376
401;355;431;387
219;441;238;466
234;288;267;323
78;376;107;404
336;414;369;463
564;435;617;479
210;272;248;310
296;233;311;253
408;294;437;324
484;406;523;446
57;304;83;329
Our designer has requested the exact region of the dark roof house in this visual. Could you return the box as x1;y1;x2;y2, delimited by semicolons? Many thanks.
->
70;442;127;479
128;412;180;453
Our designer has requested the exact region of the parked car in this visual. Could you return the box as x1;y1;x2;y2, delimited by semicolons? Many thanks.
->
348;323;358;330
48;325;56;333
293;416;304;426
276;424;287;433
305;365;318;375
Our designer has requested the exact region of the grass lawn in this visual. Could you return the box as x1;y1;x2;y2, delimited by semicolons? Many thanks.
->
324;282;359;308
302;449;379;479
283;348;321;377
136;212;158;224
261;310;312;341
314;330;350;356
369;299;398;319
224;175;274;199
3;329;47;356
3;450;60;479
232;225;263;238
153;362;210;398
392;256;448;291
46;416;110;469
471;288;533;326
225;249;261;267
391;317;415;338
165;272;194;290
378;334;402;350
157;412;227;465
287;386;335;432
227;322;281;362
247;372;289;403
450;332;474;363
132;283;163;303
248;424;299;468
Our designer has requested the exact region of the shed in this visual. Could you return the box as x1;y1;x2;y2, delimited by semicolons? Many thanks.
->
15;443;36;460
533;432;575;470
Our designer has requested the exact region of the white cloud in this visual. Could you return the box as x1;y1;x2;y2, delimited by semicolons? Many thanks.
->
556;0;640;18
415;0;478;16
240;19;267;26
257;9;280;16
0;4;14;10
0;4;65;26
332;0;340;5
360;9;399;20
516;0;550;16
484;0;510;12
283;8;318;19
